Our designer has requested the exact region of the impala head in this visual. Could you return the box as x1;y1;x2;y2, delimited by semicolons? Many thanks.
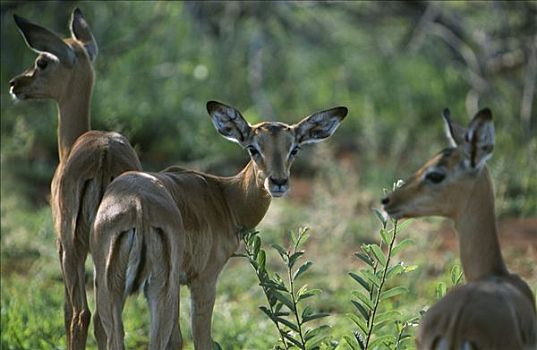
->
382;108;495;219
207;101;348;197
9;8;97;101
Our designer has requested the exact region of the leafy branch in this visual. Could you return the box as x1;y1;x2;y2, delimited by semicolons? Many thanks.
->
346;191;418;349
241;227;330;350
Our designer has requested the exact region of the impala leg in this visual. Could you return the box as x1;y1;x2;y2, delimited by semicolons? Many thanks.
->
93;282;107;350
145;279;182;350
60;244;91;350
94;269;126;350
190;275;217;350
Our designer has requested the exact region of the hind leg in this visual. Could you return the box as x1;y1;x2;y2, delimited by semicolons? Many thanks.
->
145;276;181;350
94;268;127;350
93;274;107;350
59;243;91;350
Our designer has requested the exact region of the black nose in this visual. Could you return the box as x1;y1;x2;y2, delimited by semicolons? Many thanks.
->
9;79;16;87
381;197;390;205
270;177;288;187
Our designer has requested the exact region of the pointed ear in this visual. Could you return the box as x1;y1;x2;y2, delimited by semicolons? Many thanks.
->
463;108;494;169
206;101;252;146
442;108;466;147
293;106;347;145
13;14;76;66
70;8;98;62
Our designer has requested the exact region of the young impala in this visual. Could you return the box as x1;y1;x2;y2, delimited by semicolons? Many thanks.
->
382;108;536;350
91;101;347;349
9;10;141;349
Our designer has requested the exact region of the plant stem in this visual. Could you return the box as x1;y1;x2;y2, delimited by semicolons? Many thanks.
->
364;220;398;349
287;251;306;349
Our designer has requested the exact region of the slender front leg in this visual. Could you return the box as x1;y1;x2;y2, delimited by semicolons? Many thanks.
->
189;274;218;350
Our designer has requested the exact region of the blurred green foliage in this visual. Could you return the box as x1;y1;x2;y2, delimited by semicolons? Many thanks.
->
1;1;535;213
1;1;536;349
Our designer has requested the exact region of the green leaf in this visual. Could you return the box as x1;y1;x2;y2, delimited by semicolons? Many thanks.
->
451;264;463;285
303;312;330;323
374;208;388;226
272;243;287;260
288;251;305;269
369;334;396;349
304;325;330;341
404;264;418;273
343;335;361;350
370;244;386;266
361;270;381;288
291;226;310;250
391;238;414;256
380;286;408;300
252;235;261;259
256;250;266;272
304;325;330;349
346;313;368;335
351;300;369;320
259;306;275;321
273;291;295;311
354;252;374;267
283;332;303;348
274;311;290;317
351;290;373;310
386;263;405;279
435;282;447;299
380;228;393;245
293;261;312;280
349;272;370;291
297;288;321;302
395;219;413;232
275;316;300;333
260;280;287;292
374;310;402;323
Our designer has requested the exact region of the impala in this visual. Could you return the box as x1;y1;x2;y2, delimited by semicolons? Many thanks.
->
382;108;536;350
91;101;348;349
9;9;142;349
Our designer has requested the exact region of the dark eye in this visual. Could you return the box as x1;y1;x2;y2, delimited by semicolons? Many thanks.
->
290;146;300;157
425;171;446;184
247;146;260;157
36;59;48;70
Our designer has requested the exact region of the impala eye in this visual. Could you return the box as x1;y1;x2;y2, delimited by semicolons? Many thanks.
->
290;146;300;157
425;171;446;184
36;59;48;70
247;145;260;157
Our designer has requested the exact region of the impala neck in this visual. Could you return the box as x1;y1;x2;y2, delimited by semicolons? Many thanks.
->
224;160;272;230
56;71;93;163
454;168;507;282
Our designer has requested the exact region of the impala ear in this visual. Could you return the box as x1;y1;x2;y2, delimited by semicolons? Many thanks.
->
13;14;76;66
442;108;466;147
70;8;98;61
293;106;348;145
206;101;252;146
463;108;494;169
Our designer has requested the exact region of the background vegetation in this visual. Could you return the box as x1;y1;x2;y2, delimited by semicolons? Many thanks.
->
1;1;535;349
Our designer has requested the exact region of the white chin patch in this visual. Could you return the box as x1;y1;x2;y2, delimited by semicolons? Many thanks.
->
269;190;287;198
9;88;21;101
